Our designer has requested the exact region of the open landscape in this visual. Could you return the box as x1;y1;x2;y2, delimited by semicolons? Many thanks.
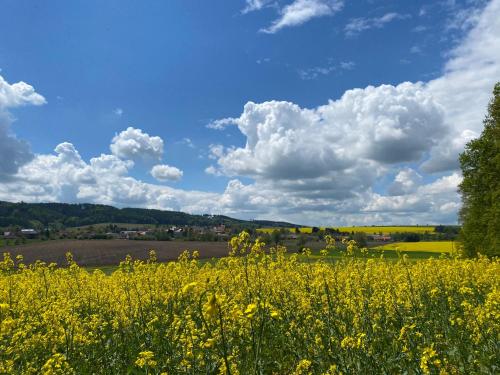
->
0;204;461;268
1;1;499;374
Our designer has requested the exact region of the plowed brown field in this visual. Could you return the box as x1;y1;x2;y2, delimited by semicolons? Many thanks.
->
3;240;230;266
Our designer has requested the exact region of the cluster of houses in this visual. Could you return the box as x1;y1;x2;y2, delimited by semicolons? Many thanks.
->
2;224;230;241
3;228;39;239
1;226;394;244
369;234;392;242
111;224;228;240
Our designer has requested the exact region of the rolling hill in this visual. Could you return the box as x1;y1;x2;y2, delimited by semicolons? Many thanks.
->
0;201;298;229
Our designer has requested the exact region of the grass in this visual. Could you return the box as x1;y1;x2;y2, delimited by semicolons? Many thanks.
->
85;242;453;274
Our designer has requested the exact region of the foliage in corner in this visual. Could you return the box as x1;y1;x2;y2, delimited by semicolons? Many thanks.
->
459;82;500;257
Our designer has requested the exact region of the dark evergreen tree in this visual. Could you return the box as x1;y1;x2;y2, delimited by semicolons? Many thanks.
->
458;83;500;257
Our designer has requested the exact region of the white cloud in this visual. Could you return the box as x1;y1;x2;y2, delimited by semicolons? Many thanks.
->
298;65;336;80
0;124;34;181
205;165;224;176
110;127;164;162
261;0;343;34
242;0;274;14
0;141;205;211
208;144;224;159
0;75;46;110
0;74;46;180
113;108;123;116
388;168;423;196
364;173;462;221
179;137;195;148
210;82;444;183
420;129;477;173
410;45;422;54
298;60;355;80
256;57;271;64
413;25;427;33
423;0;500;172
207;117;236;130
151;164;183;182
345;12;410;37
90;153;134;176
0;137;464;225
340;61;355;70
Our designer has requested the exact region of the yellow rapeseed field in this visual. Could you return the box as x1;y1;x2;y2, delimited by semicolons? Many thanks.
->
0;233;498;374
336;226;435;234
373;241;459;253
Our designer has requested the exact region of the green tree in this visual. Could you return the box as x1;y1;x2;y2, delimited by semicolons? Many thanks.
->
296;234;307;252
459;83;500;257
271;230;282;245
353;232;367;247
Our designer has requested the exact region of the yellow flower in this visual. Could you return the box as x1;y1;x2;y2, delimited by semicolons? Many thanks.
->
203;294;219;320
203;338;216;348
41;353;75;375
244;303;258;318
0;303;9;313
135;351;157;368
182;281;198;294
293;359;312;375
420;346;439;375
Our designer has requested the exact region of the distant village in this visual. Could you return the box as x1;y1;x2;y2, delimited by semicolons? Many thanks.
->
1;224;232;243
1;223;458;248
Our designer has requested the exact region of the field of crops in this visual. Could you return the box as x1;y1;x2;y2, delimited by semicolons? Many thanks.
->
258;226;436;234
0;233;498;374
372;241;458;253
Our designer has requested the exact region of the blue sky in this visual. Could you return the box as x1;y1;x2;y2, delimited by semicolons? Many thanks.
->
0;0;499;225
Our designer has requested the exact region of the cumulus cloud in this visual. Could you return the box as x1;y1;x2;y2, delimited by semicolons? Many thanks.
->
388;168;423;196
0;75;46;109
0;74;46;180
242;0;274;14
205;165;223;176
365;173;462;219
0;125;34;181
420;129;477;173
0;141;198;210
423;0;500;173
0;137;464;225
345;13;410;37
110;127;164;162
260;0;343;34
207;117;237;130
151;164;183;182
210;82;444;183
208;144;224;159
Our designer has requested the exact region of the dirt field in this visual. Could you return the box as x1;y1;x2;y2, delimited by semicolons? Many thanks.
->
2;240;231;267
